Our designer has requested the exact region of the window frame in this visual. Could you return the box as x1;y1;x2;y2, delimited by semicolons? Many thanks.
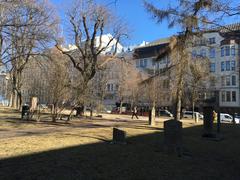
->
231;45;235;56
232;75;236;86
222;91;226;102
210;63;215;72
221;61;225;71
226;61;230;71
226;91;231;102
231;60;236;71
225;46;230;56
226;76;231;86
221;47;224;57
209;47;215;58
232;91;236;102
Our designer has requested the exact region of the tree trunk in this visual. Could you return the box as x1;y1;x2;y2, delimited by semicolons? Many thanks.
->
192;101;195;119
51;104;57;122
90;103;93;119
175;88;182;121
11;90;18;109
149;106;156;126
9;93;13;107
119;101;123;114
17;91;22;110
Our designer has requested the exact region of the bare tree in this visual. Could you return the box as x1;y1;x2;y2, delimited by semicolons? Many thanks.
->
184;56;210;118
2;0;58;109
45;50;71;122
143;0;232;120
56;0;127;114
116;59;144;114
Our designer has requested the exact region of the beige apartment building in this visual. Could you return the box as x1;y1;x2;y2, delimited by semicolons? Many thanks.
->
132;23;240;113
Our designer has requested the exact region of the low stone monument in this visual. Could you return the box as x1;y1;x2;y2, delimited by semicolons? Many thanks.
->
112;128;126;144
164;119;182;156
202;106;214;138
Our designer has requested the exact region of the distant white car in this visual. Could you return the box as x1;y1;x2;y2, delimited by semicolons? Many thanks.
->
220;113;240;124
183;111;204;119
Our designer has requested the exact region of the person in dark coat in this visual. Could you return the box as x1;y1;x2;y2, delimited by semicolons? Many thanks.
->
131;106;139;119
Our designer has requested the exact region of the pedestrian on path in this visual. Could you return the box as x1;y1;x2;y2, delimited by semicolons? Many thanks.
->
131;106;139;119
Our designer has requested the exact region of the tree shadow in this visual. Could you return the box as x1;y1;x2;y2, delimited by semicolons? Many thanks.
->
0;124;240;180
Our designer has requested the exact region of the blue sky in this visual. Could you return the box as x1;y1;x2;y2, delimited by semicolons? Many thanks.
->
50;0;240;46
50;0;179;46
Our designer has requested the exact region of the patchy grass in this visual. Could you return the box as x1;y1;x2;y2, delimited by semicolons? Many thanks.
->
0;106;240;180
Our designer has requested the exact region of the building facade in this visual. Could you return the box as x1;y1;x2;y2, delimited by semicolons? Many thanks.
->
132;23;240;112
191;24;240;111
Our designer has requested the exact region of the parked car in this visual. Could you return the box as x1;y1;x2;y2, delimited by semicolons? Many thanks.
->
158;109;173;117
220;113;240;124
183;111;204;119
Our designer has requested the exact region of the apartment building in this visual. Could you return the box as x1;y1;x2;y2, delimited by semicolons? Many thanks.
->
133;39;172;110
191;24;240;111
133;23;240;112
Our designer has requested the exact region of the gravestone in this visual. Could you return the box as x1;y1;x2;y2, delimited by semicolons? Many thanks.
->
164;119;182;155
112;128;126;144
30;97;38;112
202;106;214;137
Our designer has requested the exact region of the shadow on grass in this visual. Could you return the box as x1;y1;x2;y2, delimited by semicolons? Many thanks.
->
0;124;240;180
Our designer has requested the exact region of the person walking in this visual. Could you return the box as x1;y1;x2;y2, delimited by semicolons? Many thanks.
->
213;110;217;122
132;106;139;119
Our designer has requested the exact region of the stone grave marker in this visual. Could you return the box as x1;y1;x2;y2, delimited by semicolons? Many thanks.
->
112;128;126;144
202;106;214;138
164;119;182;155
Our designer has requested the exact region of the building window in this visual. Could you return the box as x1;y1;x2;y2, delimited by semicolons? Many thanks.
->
231;46;235;56
209;37;216;44
200;49;206;57
222;91;225;102
232;91;236;102
210;63;215;72
162;56;167;64
226;91;231;102
221;76;225;86
107;84;111;91
226;61;230;71
231;61;236;71
221;62;225;71
209;48;215;58
140;59;144;67
115;84;119;91
225;46;230;56
226;76;230;86
144;59;148;67
232;75;236;86
192;50;197;58
221;47;224;57
107;84;114;91
152;59;155;66
136;60;139;68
